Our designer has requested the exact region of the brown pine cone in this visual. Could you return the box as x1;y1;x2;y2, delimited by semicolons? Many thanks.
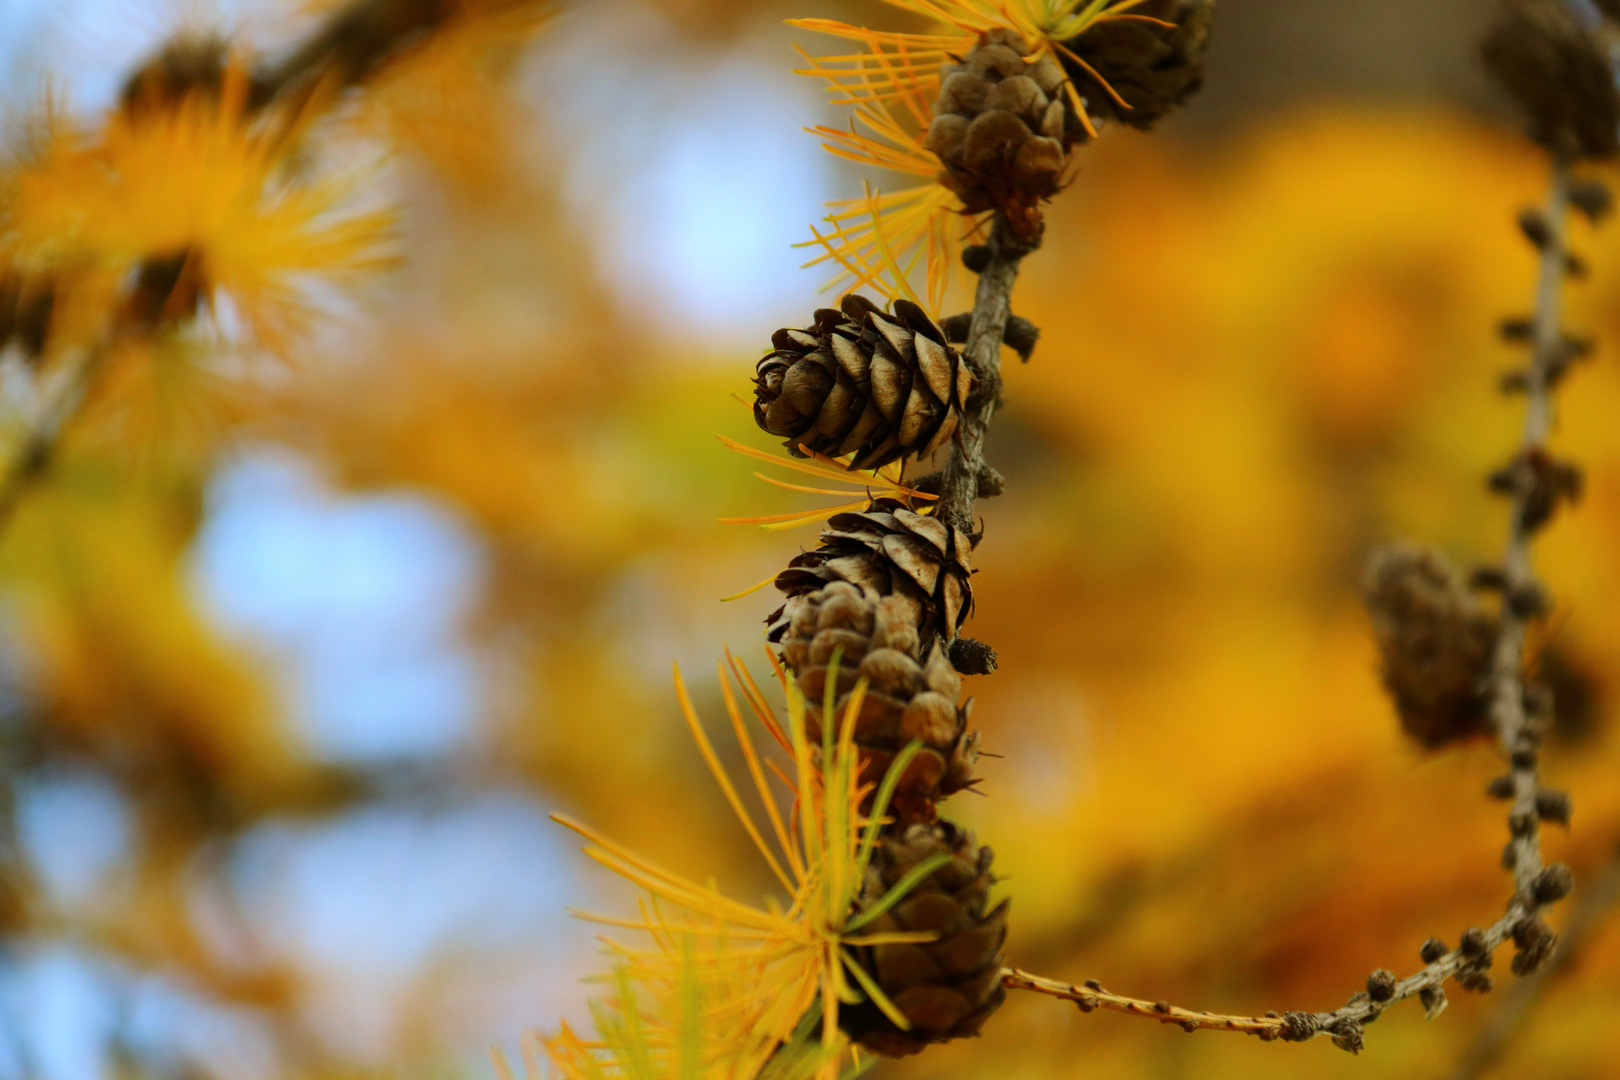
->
1482;0;1620;160
925;29;1088;241
772;580;979;822
1057;0;1215;130
769;498;974;650
841;820;1008;1056
753;295;972;471
1364;546;1500;749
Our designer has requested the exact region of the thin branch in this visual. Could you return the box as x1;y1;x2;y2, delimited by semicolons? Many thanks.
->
1000;969;1287;1038
1450;835;1620;1080
1002;154;1583;1055
935;218;1036;537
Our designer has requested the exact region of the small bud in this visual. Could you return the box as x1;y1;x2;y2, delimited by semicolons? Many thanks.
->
949;637;999;675
1153;1000;1171;1013
1280;1013;1320;1042
1003;314;1041;362
1499;369;1531;394
1511;746;1539;770
1523;683;1555;719
1330;1020;1365;1054
1181;1020;1198;1033
1082;979;1103;992
1420;986;1449;1019
1366;969;1396;1002
1510;809;1537;838
939;313;971;342
1570;176;1614;221
1075;996;1096;1013
1456;966;1495;994
1511;915;1557;975
1536;789;1572;827
1533;863;1574;904
1490;449;1584;533
1420;938;1448;964
962;245;992;273
1565;252;1591;280
1486;775;1516;800
1499;316;1535;343
1518;208;1553;249
1507;584;1550;619
1460;927;1488;956
1503;842;1519;871
1471;566;1511;592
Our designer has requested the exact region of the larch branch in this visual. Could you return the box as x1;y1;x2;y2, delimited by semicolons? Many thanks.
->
1001;153;1583;1055
935;218;1036;537
1449;836;1620;1080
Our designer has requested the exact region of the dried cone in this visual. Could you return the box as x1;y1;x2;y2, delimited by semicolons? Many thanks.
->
841;821;1008;1056
1482;0;1620;160
1057;0;1215;129
753;295;972;470
1364;546;1499;749
925;29;1087;240
770;498;974;651
774;581;979;821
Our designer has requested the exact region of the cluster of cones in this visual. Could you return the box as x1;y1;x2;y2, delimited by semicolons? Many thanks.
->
759;424;1000;1049
753;261;998;1056
927;2;1213;241
745;5;1217;1055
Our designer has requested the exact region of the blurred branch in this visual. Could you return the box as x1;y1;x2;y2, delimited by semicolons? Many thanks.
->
1449;835;1620;1080
0;344;105;535
1003;153;1586;1057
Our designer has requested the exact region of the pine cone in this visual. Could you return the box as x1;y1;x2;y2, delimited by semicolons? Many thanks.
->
1057;0;1215;130
1482;0;1620;160
841;820;1008;1056
772;580;979;821
753;295;972;471
770;498;974;651
925;29;1088;241
1364;546;1500;749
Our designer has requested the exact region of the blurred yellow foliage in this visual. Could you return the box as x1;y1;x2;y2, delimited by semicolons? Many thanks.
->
4;1;1620;1076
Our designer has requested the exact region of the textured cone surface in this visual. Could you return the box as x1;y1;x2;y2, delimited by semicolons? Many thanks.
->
770;498;975;652
925;29;1086;237
754;294;972;471
1364;546;1499;749
772;581;979;821
1482;0;1620;160
1057;0;1214;130
842;821;1007;1056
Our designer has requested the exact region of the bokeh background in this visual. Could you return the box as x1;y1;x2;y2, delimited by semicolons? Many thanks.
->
1;2;1618;1080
